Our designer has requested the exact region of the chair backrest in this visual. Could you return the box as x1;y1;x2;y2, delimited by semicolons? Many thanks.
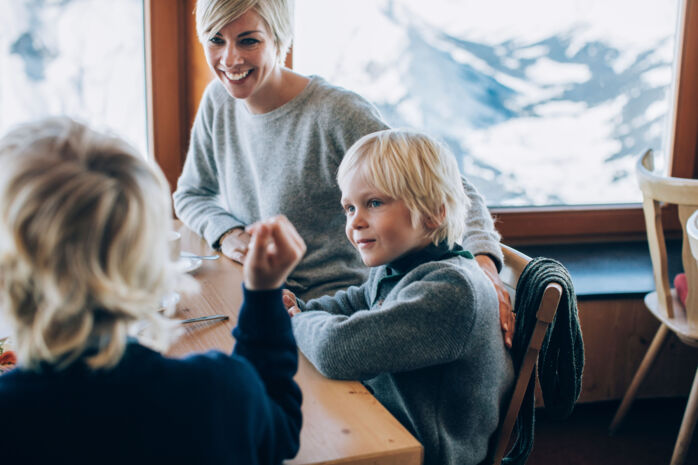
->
487;244;563;465
636;149;698;325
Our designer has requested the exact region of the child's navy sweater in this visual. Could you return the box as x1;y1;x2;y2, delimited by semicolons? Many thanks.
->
0;287;302;465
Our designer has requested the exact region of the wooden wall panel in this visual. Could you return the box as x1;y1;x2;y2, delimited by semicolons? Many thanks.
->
184;0;214;133
145;0;190;191
669;0;698;179
546;298;698;405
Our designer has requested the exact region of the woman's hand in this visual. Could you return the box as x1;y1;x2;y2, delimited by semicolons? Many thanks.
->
475;254;515;349
220;227;251;263
282;289;301;317
243;215;306;291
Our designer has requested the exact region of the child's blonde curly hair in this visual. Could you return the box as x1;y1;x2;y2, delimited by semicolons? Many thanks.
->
0;117;178;370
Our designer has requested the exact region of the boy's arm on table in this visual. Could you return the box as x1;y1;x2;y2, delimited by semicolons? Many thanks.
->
284;283;370;317
291;267;482;380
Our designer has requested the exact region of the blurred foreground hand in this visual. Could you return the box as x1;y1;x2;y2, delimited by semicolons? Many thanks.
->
243;215;306;291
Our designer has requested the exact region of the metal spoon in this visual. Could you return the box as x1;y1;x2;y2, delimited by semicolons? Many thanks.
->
180;252;220;260
180;314;229;324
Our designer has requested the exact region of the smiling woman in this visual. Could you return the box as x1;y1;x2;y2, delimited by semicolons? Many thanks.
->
172;0;506;305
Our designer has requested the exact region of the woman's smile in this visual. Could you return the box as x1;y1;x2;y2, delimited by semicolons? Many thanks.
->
223;69;252;82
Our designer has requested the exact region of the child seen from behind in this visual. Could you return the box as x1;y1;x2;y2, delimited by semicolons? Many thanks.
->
0;117;304;465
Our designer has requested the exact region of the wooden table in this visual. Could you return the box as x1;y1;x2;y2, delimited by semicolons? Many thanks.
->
168;225;423;465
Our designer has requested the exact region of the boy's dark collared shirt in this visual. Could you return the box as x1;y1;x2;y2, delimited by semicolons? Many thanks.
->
373;242;474;306
387;242;474;276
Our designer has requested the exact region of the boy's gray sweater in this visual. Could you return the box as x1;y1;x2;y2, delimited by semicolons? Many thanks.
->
174;76;503;300
292;243;515;465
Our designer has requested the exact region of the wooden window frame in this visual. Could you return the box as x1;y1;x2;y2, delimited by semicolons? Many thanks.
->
146;0;698;244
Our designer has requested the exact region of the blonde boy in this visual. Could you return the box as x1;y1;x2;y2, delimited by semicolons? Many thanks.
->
286;129;515;465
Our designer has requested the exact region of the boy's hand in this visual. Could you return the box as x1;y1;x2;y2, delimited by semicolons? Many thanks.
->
221;227;251;263
243;215;306;290
282;289;301;317
475;255;515;349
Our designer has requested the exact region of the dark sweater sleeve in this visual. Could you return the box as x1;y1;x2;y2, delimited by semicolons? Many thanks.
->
232;286;303;464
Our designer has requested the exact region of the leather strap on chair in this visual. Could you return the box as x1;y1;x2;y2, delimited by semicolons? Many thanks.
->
505;257;584;465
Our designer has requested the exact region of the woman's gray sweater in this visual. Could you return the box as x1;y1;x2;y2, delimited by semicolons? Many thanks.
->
173;76;503;300
292;243;514;465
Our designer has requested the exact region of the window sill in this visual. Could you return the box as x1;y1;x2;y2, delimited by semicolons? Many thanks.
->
515;240;683;300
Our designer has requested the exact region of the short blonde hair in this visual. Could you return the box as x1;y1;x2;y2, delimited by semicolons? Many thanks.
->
337;129;469;248
196;0;294;65
0;117;177;370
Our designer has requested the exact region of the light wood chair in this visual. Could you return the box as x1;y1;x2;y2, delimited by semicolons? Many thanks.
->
486;244;563;465
609;149;698;465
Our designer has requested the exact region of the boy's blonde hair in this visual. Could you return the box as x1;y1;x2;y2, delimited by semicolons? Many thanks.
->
337;129;469;249
196;0;294;65
0;117;177;370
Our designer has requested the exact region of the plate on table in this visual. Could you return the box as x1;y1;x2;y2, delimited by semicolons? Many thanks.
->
176;257;202;274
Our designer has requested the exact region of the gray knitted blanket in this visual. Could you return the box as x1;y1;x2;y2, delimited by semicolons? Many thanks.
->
504;257;584;465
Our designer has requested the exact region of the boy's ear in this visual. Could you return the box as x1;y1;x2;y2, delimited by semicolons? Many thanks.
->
423;205;446;229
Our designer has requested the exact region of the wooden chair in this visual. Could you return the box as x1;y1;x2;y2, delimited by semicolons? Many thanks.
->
486;244;563;465
609;149;698;465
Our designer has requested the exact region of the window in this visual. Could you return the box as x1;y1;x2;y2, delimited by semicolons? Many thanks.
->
294;0;679;208
0;0;147;157
147;0;698;242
